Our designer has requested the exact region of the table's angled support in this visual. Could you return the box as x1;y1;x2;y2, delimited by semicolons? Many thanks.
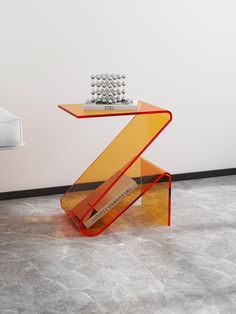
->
59;101;172;236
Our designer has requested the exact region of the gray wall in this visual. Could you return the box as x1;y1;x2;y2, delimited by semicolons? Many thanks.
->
1;0;236;192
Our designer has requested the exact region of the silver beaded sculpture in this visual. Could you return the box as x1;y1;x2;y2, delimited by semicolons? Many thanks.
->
89;73;129;104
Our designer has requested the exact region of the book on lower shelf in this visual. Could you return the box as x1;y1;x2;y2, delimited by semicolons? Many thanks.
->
83;99;138;111
73;171;138;228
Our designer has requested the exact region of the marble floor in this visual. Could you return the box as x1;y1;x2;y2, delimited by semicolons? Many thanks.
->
0;176;236;314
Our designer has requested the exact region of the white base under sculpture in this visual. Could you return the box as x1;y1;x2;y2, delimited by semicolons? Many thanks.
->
0;107;24;150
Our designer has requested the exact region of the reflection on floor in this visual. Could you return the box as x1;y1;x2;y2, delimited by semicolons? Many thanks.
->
0;176;236;313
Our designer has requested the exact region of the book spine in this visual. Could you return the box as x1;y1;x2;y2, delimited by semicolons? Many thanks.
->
83;180;138;228
83;105;138;111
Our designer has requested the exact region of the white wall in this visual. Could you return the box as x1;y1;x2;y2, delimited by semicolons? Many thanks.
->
0;0;236;192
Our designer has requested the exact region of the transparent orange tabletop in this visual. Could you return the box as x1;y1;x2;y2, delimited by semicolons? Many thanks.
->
58;100;171;119
58;100;172;236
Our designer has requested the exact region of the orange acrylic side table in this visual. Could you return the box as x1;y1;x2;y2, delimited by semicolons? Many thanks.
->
58;100;172;236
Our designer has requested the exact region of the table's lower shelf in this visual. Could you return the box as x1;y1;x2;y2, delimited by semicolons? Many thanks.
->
61;158;171;236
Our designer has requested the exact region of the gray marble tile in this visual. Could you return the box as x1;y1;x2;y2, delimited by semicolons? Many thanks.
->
0;176;236;313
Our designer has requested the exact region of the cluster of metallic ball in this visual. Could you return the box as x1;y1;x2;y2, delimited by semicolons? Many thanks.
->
90;73;127;104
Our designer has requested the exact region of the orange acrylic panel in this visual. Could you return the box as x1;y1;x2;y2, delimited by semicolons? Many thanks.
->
58;100;172;236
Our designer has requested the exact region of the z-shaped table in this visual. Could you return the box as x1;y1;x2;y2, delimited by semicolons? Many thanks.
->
59;100;172;236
